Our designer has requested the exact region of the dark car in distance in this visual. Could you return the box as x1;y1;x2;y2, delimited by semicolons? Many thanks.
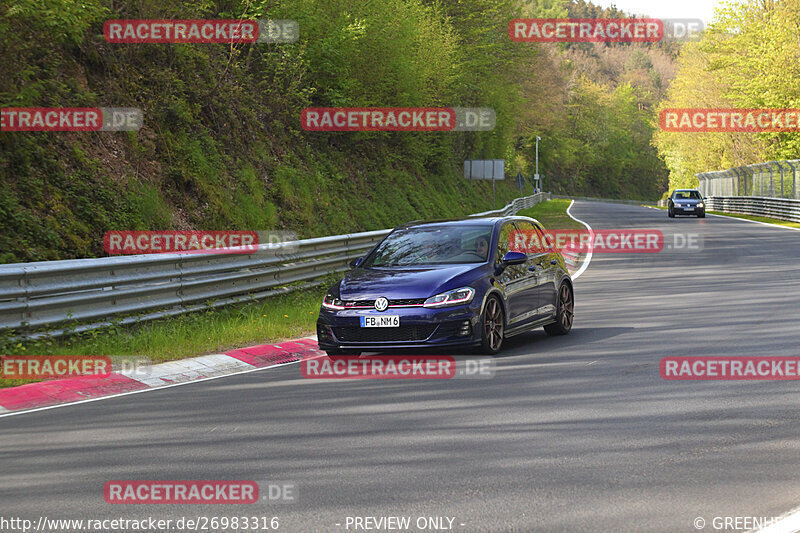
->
668;189;706;218
316;216;574;355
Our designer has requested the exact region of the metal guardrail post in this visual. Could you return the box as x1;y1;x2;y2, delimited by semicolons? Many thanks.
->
767;161;778;198
738;166;747;197
733;167;747;196
741;166;748;197
787;160;798;199
766;163;771;197
727;169;735;196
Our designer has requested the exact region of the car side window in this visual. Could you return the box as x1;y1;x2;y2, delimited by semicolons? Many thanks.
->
494;222;527;285
511;221;546;254
495;222;515;265
533;222;556;253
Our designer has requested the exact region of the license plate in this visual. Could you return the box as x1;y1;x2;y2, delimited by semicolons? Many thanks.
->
361;315;400;327
684;206;694;210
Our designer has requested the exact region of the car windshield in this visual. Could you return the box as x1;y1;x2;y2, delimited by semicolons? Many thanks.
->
674;191;701;199
362;224;493;267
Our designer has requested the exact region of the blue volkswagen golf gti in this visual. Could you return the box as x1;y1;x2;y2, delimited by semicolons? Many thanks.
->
316;216;574;355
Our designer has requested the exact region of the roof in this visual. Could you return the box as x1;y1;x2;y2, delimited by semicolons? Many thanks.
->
397;215;542;229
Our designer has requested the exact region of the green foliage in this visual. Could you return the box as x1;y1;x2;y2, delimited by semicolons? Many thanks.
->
512;50;670;199
4;0;108;45
520;0;568;18
128;183;172;228
0;0;670;262
655;0;800;194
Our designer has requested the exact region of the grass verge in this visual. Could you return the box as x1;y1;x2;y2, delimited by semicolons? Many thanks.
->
516;198;582;230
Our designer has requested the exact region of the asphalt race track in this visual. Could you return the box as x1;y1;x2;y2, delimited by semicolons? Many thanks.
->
2;200;800;533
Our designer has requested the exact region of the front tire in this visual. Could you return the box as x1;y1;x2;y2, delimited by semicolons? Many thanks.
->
698;212;705;218
479;296;505;355
668;206;675;218
544;282;574;336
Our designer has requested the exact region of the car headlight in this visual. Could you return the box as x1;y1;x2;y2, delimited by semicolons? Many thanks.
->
423;287;475;308
698;202;704;208
322;293;345;310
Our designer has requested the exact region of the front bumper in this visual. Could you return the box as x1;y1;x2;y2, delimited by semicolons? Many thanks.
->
673;205;704;215
316;302;483;350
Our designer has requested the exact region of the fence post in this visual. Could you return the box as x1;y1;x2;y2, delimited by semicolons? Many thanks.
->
769;163;775;197
742;166;748;196
728;169;735;196
734;166;744;196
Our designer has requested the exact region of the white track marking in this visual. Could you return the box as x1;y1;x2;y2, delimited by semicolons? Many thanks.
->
705;212;800;232
565;199;593;280
123;354;257;387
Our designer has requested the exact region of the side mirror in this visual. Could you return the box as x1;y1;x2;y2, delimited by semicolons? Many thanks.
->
501;251;527;265
349;257;363;269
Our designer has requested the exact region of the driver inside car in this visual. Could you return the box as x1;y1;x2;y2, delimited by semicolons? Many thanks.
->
475;235;489;260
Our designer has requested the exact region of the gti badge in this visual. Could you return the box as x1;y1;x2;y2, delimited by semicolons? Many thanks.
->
374;297;389;312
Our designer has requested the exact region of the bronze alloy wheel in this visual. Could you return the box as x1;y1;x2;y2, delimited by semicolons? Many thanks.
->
545;283;574;336
481;296;504;354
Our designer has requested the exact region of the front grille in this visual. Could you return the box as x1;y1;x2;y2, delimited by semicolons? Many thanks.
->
332;325;437;342
342;298;426;308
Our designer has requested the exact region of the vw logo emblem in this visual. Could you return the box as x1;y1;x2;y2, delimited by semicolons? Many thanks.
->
374;297;389;312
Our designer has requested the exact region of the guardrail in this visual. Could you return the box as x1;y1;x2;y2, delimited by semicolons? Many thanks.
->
552;195;657;206
697;160;800;198
693;159;800;222
0;192;549;338
702;196;800;223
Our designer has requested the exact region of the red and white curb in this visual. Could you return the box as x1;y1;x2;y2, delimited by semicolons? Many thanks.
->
561;244;580;271
0;337;323;417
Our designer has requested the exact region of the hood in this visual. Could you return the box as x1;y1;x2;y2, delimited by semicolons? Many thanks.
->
338;264;483;300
